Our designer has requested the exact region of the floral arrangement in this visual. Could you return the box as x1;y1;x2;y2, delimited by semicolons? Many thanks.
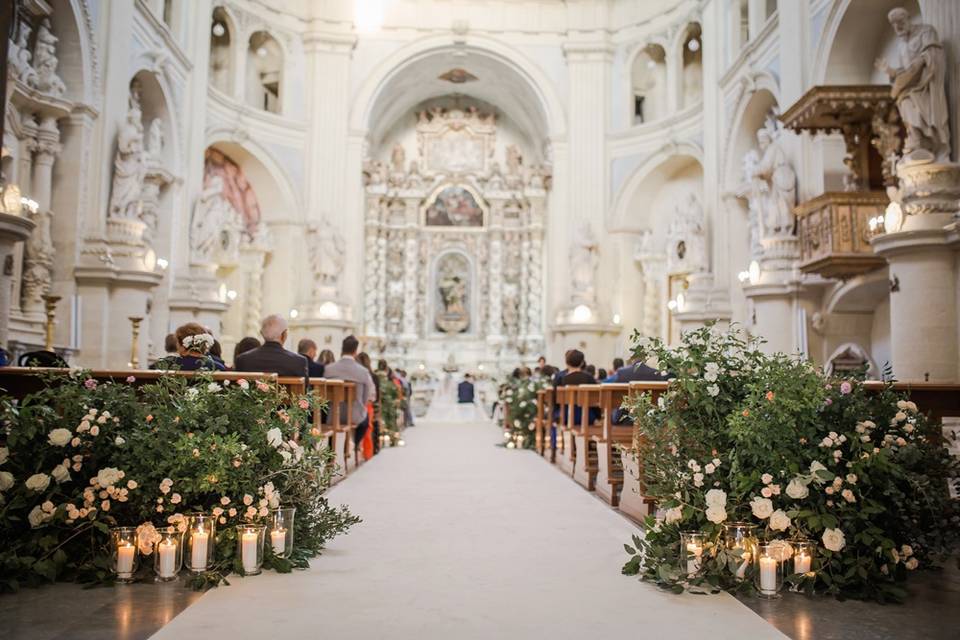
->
0;371;360;591
377;371;403;447
620;325;959;602
500;376;549;449
181;333;215;354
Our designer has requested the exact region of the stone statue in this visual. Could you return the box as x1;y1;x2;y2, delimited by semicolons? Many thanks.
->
486;161;506;191
738;149;765;259
8;23;37;87
107;84;147;219
147;119;164;160
569;222;599;303
190;175;238;263
439;275;466;315
33;19;66;97
753;120;797;236
506;145;523;175
875;7;951;163
21;209;54;312
404;160;424;189
390;143;406;173
666;193;708;274
307;220;345;297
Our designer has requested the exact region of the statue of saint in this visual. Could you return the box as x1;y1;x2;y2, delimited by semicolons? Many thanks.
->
439;276;467;316
569;222;599;303
308;220;346;297
190;176;240;263
667;193;708;274
505;145;523;175
875;7;951;163
390;143;406;173
108;85;147;219
33;19;66;97
9;23;37;87
755;123;797;236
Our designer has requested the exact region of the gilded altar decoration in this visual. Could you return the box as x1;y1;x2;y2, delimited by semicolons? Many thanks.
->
424;185;485;227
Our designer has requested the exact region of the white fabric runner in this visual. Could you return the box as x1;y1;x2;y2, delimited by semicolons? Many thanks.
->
151;422;785;639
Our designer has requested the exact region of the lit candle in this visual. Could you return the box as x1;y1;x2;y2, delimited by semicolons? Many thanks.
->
117;543;135;576
794;552;811;574
736;551;752;579
158;539;177;578
241;530;259;573
759;556;778;592
271;528;286;555
191;529;209;571
686;542;703;576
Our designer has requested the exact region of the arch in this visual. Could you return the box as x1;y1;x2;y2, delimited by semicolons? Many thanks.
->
824;342;879;378
350;34;567;143
129;68;180;170
246;30;284;114
678;22;703;109
824;269;889;314
813;0;920;85
49;0;99;106
628;42;668;125
608;142;704;232
203;131;302;221
209;5;236;95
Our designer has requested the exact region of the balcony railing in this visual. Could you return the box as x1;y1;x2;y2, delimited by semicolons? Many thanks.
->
794;191;888;279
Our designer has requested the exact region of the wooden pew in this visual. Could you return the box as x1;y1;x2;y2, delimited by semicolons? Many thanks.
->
555;386;576;475
572;385;604;490
591;383;631;506
534;388;553;458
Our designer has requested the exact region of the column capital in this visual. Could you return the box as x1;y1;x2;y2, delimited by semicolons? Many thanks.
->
303;30;357;54
562;41;615;63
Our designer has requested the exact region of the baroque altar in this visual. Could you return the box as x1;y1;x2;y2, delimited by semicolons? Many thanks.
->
362;105;551;372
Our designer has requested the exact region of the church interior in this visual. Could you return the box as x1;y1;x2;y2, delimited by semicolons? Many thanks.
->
1;1;959;639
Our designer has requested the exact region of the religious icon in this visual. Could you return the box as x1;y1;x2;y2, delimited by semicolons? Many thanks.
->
424;186;485;227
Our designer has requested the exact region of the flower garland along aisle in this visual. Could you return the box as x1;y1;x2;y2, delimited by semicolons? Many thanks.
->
500;376;548;449
621;325;959;603
0;372;360;591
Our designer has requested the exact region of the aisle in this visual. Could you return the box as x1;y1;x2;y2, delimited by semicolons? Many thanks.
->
152;422;785;639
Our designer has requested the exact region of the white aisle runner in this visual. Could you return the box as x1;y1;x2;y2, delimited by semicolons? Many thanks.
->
151;422;785;640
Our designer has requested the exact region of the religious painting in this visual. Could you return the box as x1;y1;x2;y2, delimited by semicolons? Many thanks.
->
425;128;486;173
434;252;471;334
203;148;261;236
424;185;485;227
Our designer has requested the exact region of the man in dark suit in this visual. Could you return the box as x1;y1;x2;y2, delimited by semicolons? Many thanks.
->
611;356;667;423
554;349;597;425
235;314;309;378
297;338;325;378
458;374;475;403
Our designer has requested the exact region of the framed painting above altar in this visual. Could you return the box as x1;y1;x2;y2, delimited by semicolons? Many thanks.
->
422;184;487;228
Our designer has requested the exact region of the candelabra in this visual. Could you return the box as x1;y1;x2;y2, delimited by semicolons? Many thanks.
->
128;316;143;368
42;295;61;351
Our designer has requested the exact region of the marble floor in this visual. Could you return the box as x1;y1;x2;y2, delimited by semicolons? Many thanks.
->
2;420;958;640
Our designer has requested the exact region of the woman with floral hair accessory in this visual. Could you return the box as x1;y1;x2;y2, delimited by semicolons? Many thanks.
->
151;322;225;371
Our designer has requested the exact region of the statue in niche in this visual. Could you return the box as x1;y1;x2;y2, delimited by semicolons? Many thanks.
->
404;160;424;189
203;148;261;236
390;143;406;173
569;222;599;304
190;175;243;264
506;145;523;175
748;119;797;237
33;19;66;97
307;220;345;298
666;193;708;274
108;83;147;219
435;254;470;333
147;119;164;160
738;149;765;259
486;161;506;191
8;22;37;87
875;7;951;163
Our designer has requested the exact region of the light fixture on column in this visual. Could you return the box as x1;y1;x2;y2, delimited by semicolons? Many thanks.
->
572;304;593;323
318;301;340;319
883;201;904;233
226;289;238;301
748;260;761;285
737;269;750;283
289;308;299;319
687;38;701;52
156;257;169;270
612;313;622;325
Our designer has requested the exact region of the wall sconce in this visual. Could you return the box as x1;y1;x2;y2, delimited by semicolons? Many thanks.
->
572;304;593;323
156;257;169;270
612;313;621;325
289;308;299;319
212;22;226;37
226;289;238;301
318;301;340;319
748;260;761;285
883;201;903;234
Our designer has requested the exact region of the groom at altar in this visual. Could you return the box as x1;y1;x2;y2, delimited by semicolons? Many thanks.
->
323;335;376;445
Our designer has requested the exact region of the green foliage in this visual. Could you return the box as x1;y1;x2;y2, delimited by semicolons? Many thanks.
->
377;372;403;446
499;376;549;449
0;372;360;591
620;324;959;602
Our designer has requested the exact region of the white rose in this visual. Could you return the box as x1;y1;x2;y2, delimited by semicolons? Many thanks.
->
0;470;14;491
28;505;50;528
905;401;918;413
96;467;122;488
266;428;284;448
760;486;773;498
51;464;71;484
841;489;856;503
243;494;254;506
901;544;913;558
47;428;73;447
693;472;704;487
279;449;292;463
822;527;846;552
207;382;221;393
706;384;719;397
894;411;907;422
769;509;791;532
705;505;727;524
0;446;8;465
115;436;126;446
785;477;809;499
845;473;857;485
664;506;683;524
25;473;51;493
905;557;918;570
761;473;773;485
750;496;774;519
704;463;715;474
705;488;727;509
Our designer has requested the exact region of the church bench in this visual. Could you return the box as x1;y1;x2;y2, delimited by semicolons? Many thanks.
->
534;388;554;459
303;378;358;481
590;383;631;506
554;386;576;475
572;384;604;491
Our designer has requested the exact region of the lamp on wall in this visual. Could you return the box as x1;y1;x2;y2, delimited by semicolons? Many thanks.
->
572;304;593;323
748;260;761;285
212;22;226;37
883;201;903;234
687;38;701;52
289;308;299;319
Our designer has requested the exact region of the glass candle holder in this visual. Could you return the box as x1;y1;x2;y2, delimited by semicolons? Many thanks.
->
679;531;707;578
268;507;296;558
237;524;266;575
723;521;758;581
153;526;184;581
755;543;786;598
792;540;815;575
185;513;216;573
110;527;139;583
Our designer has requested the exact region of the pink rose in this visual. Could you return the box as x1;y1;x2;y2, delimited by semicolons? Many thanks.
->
298;399;309;410
840;381;852;395
126;376;136;383
84;379;98;390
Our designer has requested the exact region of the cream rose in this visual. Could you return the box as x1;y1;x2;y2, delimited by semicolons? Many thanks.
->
769;509;791;532
47;428;73;447
664;506;682;524
51;464;71;484
25;473;51;492
750;496;774;519
705;505;727;524
0;470;14;491
705;488;727;509
0;446;9;465
822;527;846;552
96;467;123;488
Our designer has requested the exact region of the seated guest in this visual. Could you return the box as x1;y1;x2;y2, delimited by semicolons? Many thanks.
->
209;339;226;370
233;336;261;368
604;358;625;382
234;315;309;378
319;349;336;367
322;335;376;446
612;356;667;424
555;349;598;426
585;364;597;378
598;367;608;380
297;338;325;378
152;323;225;371
458;374;476;403
164;333;178;355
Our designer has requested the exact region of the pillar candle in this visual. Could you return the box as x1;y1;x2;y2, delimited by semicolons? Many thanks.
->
191;529;209;570
158;539;177;578
241;531;259;573
759;556;778;592
271;528;286;555
686;542;702;576
117;543;135;576
794;552;811;574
